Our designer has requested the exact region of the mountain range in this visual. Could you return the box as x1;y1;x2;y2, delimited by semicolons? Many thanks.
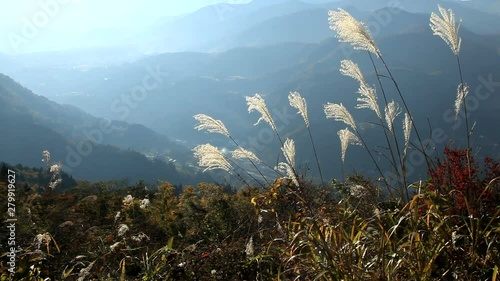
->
0;73;212;184
1;0;499;184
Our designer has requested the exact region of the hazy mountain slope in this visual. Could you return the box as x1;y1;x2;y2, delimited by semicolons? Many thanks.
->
262;27;500;179
4;16;499;156
130;27;500;180
1;4;499;182
224;9;332;48
136;0;500;53
0;73;206;184
137;0;327;53
458;0;500;16
0;74;187;155
341;0;500;34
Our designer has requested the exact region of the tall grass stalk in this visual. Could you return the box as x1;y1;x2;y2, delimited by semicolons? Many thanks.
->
377;55;432;173
329;8;428;199
289;91;326;187
456;56;472;176
247;94;301;187
325;102;393;196
194;114;272;187
193;143;257;188
368;52;407;199
430;5;472;177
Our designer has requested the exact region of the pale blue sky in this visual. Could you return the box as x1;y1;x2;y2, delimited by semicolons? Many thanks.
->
1;0;251;31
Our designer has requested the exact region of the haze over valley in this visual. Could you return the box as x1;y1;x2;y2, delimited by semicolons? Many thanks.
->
2;0;500;185
4;1;500;280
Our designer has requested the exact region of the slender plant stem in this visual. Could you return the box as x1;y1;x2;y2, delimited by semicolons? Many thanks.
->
353;128;394;198
228;136;271;187
271;124;301;187
307;125;326;188
340;161;345;181
378;55;432;173
456;55;472;178
227;157;265;189
233;172;253;191
368;52;407;200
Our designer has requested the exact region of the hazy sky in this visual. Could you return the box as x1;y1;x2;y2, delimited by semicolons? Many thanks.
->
0;0;253;53
1;0;251;31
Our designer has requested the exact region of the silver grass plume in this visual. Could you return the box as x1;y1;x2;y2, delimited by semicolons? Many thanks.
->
324;103;357;130
49;163;62;190
193;144;233;172
403;113;412;155
356;83;382;119
455;83;469;119
328;8;381;57
276;138;299;186
385;100;402;134
231;147;261;163
246;94;278;132
42;150;50;167
276;162;299;187
193;114;230;137
196;113;269;187
282;138;296;168
430;5;461;55
291;91;325;186
340;60;382;119
50;164;61;174
340;60;366;85
338;128;362;163
289;91;309;127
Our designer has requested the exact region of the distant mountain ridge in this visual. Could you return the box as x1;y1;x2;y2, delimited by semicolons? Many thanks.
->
133;0;500;53
1;0;498;55
0;73;208;184
1;0;500;183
